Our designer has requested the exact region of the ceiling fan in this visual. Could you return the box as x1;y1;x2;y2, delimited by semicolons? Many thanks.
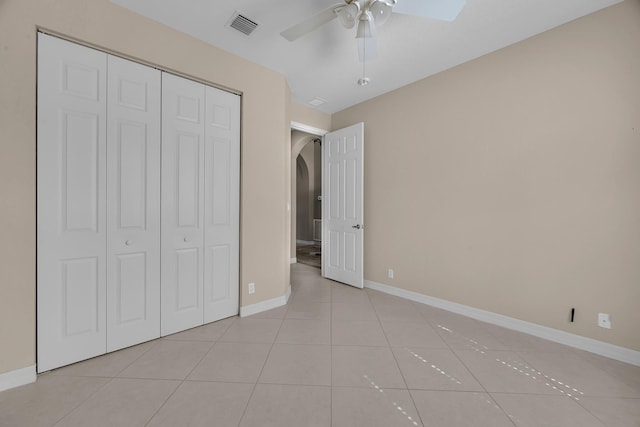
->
281;0;466;61
281;0;465;86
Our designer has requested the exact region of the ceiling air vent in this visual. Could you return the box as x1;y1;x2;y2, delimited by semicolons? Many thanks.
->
308;98;327;107
227;12;259;36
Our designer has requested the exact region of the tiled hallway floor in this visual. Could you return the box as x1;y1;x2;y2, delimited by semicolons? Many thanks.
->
1;263;639;426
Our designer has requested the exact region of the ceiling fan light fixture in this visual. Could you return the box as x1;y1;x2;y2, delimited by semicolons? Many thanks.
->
355;11;376;39
337;2;360;29
369;0;395;26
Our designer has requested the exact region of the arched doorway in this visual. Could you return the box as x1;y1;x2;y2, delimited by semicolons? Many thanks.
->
291;130;322;268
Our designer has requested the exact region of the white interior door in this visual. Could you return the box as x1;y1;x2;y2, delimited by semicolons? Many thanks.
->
322;122;364;288
37;34;108;372
161;73;206;336
203;86;240;323
106;55;161;351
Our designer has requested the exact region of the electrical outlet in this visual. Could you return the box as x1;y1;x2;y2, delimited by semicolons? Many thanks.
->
598;313;611;329
388;269;394;279
248;282;255;295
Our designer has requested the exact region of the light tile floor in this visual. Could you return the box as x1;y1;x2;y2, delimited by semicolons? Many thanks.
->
1;263;639;426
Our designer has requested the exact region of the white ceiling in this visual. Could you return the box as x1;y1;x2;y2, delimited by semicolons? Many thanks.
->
111;0;622;114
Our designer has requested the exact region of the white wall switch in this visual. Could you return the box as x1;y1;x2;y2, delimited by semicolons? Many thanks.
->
388;269;394;279
248;282;255;295
598;313;611;329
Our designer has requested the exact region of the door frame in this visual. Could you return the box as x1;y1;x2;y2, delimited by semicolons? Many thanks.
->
36;32;243;371
290;121;328;274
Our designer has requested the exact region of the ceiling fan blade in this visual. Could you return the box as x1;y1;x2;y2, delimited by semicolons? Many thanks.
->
394;0;466;22
280;5;342;42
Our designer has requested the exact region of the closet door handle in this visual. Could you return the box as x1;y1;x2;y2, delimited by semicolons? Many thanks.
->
183;237;189;243
125;240;133;246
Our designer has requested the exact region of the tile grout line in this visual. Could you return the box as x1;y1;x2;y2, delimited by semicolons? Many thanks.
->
143;319;238;426
51;338;161;426
439;324;527;427
50;376;114;426
429;310;520;427
235;315;285;426
365;287;425;427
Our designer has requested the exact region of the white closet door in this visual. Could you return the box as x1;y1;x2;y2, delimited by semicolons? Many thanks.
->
106;56;161;351
203;87;240;323
37;34;108;372
161;73;206;336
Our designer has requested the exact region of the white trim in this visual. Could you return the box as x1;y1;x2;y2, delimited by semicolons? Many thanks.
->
296;240;316;245
240;285;292;317
290;121;328;136
0;365;37;392
290;257;297;264
364;279;640;367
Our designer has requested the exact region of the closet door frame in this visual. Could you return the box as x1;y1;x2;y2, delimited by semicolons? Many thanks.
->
37;33;241;370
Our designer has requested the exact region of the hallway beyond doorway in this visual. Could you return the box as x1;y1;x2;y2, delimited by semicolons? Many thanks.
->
296;242;321;269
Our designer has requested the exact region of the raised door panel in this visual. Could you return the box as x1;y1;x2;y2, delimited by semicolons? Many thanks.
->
61;257;100;336
203;87;240;323
62;112;101;232
343;150;360;275
114;253;147;323
37;33;108;372
106;55;161;352
176;248;200;310
117;122;147;229
177;134;201;228
161;73;206;336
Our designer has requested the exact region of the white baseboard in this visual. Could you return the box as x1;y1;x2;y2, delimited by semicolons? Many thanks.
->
296;240;316;245
290;257;297;264
0;365;36;392
364;279;640;367
240;285;292;318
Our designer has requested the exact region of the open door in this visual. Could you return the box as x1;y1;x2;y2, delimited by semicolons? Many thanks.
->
322;123;364;288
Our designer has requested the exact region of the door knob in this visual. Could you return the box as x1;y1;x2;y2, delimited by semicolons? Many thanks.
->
352;224;361;229
183;237;189;242
125;240;132;246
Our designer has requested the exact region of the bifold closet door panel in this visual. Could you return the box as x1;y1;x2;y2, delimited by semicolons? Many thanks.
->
161;73;206;336
37;34;108;372
203;87;240;323
106;55;161;351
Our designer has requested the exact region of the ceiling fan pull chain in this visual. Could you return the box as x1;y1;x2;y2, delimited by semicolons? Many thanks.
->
358;38;370;86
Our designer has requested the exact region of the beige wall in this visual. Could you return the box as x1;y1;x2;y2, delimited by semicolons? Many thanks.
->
0;0;290;375
332;0;640;352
